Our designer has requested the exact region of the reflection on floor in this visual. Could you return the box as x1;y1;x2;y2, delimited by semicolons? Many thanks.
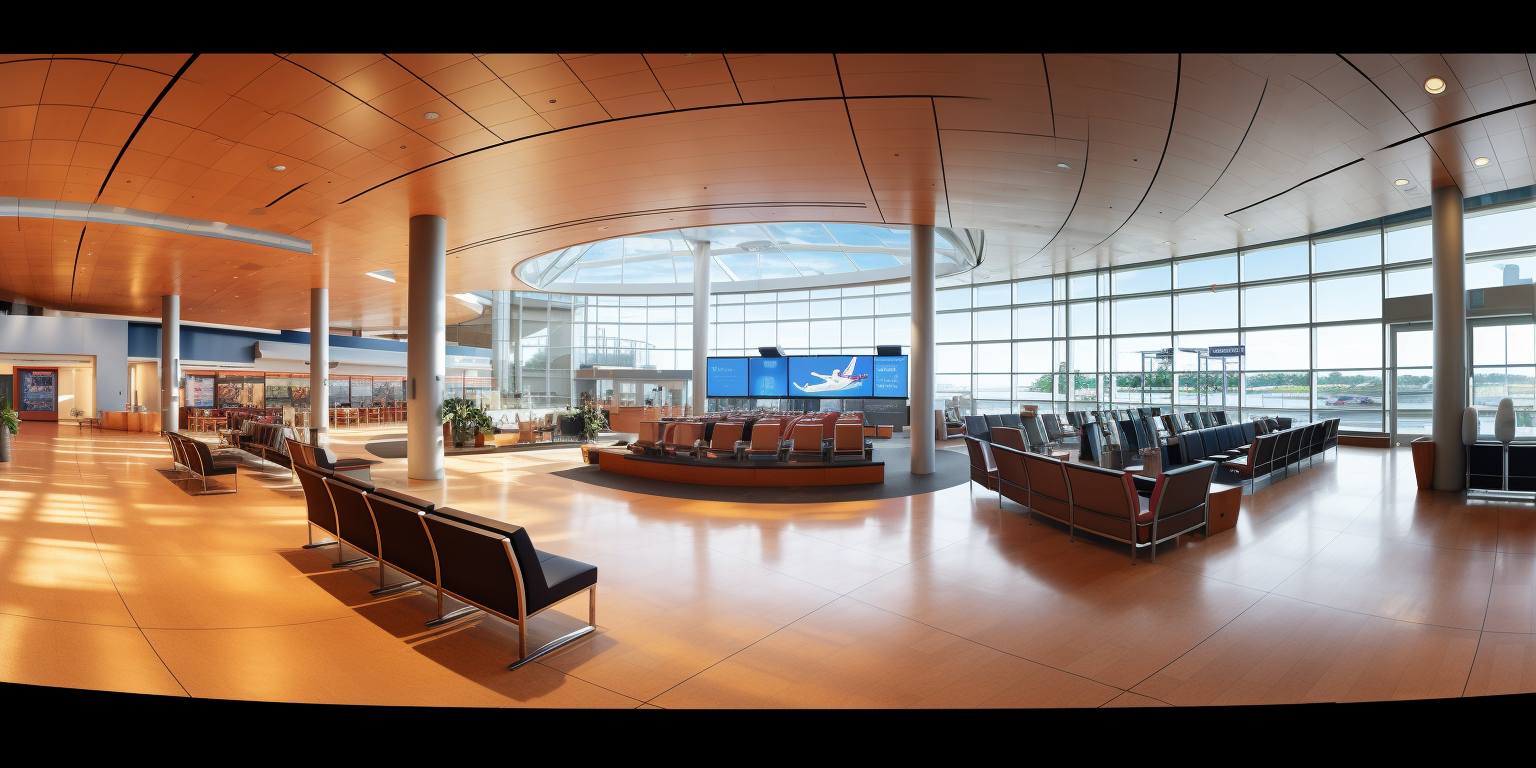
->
2;421;1534;707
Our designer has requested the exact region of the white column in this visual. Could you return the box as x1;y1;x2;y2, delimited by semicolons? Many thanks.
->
408;215;447;480
160;295;179;430
309;288;328;443
1431;184;1465;491
690;238;711;415
491;289;513;408
910;224;937;475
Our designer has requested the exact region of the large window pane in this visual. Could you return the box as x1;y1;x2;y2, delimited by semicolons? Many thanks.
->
936;345;971;373
1177;253;1237;288
1112;295;1171;333
875;316;909;347
975;283;1011;307
1113;264;1171;294
974;374;1010;401
1315;323;1382;369
1175;332;1239;370
1467;256;1536;290
779;322;809;349
875;293;909;315
1316;370;1384;431
1244;327;1309;369
842;318;873;347
1241;282;1309;326
778;301;809;319
936;312;970;342
1176;289;1237;331
974;309;1011;341
1069;339;1099;373
1015;279;1051;305
937;288;971;311
1466;205;1536;253
1385;267;1431;297
1474;325;1508;366
1314;273;1382;321
1386;224;1431;263
810;299;840;318
745;322;776;348
809;320;839;347
1068;273;1097;299
1068;301;1096;336
1015;341;1052;371
1242;242;1308;281
1244;372;1311;413
975;343;1011;373
842;297;873;316
1014;305;1051;338
1016;373;1054;399
1113;335;1172;372
1313;232;1380;272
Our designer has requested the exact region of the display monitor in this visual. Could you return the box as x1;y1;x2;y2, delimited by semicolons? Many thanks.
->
788;355;874;398
705;357;749;397
871;355;909;398
748;357;789;397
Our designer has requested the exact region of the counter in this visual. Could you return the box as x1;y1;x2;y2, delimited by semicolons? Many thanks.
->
103;411;163;433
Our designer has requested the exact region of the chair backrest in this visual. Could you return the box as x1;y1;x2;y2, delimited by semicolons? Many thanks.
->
1212;411;1229;426
1183;412;1200;430
1020;452;1071;516
1022;417;1049;450
365;488;438;586
1241;421;1258;443
750;421;781;451
1041;413;1062;437
1249;434;1275;473
1181;430;1205;462
1214;426;1235;452
791;424;823;451
323;475;380;557
963;415;990;442
294;464;338;534
1064;462;1139;536
1000;413;1023;428
188;438;219;476
421;513;524;619
710;422;743;450
984;414;1005;431
672;422;705;447
990;426;1027;451
1146;461;1216;541
992;443;1029;502
834;423;863;452
429;507;558;613
963;436;996;477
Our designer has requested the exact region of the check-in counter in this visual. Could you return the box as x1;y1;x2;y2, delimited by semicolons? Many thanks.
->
605;406;685;434
103;411;163;433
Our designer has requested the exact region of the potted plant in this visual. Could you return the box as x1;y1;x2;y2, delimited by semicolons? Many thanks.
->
557;408;583;438
0;399;19;463
442;397;485;448
577;402;606;442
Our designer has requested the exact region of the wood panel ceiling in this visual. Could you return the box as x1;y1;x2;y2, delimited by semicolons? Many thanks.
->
1;53;1534;328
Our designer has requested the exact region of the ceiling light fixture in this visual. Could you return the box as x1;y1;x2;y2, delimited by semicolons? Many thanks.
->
1395;178;1411;186
1162;240;1174;245
549;99;557;104
1056;163;1071;169
1424;77;1447;94
424;112;440;119
269;165;286;171
1245;227;1254;232
365;270;396;283
1475;157;1491;167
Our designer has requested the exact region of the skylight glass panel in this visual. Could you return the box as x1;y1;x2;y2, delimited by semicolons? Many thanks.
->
825;224;885;246
756;251;802;279
785;250;856;275
716;253;760;281
766;223;836;245
847;252;902;270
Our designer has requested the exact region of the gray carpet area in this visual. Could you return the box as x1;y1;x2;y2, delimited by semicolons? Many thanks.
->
550;446;969;503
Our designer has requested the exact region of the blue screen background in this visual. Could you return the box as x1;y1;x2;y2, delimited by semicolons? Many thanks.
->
788;356;873;398
706;357;748;396
749;357;788;397
871;355;908;397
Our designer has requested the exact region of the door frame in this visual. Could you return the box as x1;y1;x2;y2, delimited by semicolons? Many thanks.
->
1389;322;1432;446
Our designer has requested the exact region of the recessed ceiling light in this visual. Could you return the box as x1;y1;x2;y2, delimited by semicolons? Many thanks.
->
1474;157;1491;167
1395;178;1411;186
1162;240;1174;245
269;165;286;171
365;270;396;283
1245;227;1254;232
549;99;557;104
1424;77;1447;94
1056;163;1071;169
399;145;407;149
424;111;440;120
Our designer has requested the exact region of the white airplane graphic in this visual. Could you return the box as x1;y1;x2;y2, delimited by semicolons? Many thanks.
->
793;358;868;393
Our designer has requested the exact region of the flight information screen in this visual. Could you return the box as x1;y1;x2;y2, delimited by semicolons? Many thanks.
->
871;355;909;398
788;355;874;398
748;357;789;397
705;357;748;397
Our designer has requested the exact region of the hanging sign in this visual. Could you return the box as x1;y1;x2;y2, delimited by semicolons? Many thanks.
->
1207;345;1246;357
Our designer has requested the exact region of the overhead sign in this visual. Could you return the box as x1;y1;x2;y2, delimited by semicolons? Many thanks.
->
1208;345;1246;357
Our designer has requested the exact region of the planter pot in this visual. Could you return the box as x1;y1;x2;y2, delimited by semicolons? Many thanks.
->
0;427;10;462
558;414;582;437
443;422;452;445
1410;436;1435;490
474;433;486;447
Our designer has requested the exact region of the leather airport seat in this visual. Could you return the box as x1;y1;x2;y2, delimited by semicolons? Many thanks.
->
1223;433;1276;482
1324;418;1340;454
964;415;991;442
1184;413;1201;431
1000;413;1023;429
1179;430;1205;463
1137;461;1217;562
1041;413;1069;441
992;443;1030;512
1022;417;1050;451
294;463;339;545
990;426;1027;451
747;420;783;458
788;424;824;458
183;436;238;494
1241;421;1258;444
964;436;998;490
1063;462;1143;558
832;423;867;460
984;414;1006;431
1020;452;1071;527
423;508;597;668
704;422;744;458
323;474;381;564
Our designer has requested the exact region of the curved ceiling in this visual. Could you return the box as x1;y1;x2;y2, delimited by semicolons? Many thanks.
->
0;53;1533;329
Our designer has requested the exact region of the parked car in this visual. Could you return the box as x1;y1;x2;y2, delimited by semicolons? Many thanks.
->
1325;395;1377;406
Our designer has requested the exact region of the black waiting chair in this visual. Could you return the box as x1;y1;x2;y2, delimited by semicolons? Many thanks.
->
1022;417;1050;451
423;507;598;669
964;415;991;443
364;488;483;625
322;474;383;570
179;435;238;495
1183;412;1201;431
1323;418;1340;456
999;413;1023;429
293;462;346;554
292;438;382;481
1063;462;1144;560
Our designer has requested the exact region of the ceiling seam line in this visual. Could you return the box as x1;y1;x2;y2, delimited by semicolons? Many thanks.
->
467;55;532;142
384;54;499;137
67;225;86;304
0;57;182;76
280;56;452;155
1192;79;1268;210
263;183;308;209
1042;54;1056;137
932;98;953;229
832;54;885;223
336;92;979;204
95;53;199;201
642;56;677;111
1030;122;1091;263
1336;53;1457;180
720;55;745;104
1072;54;1183;255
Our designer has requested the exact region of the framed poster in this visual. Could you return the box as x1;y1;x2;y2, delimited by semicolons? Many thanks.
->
216;374;265;409
15;367;59;421
187;375;216;408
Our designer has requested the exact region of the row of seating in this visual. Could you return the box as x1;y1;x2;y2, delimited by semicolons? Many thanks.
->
163;432;238;494
288;439;599;669
633;415;870;461
1221;418;1339;489
965;434;1216;562
1170;421;1260;465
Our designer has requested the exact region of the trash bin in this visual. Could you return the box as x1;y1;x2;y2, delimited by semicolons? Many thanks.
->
1140;447;1161;477
1099;445;1124;470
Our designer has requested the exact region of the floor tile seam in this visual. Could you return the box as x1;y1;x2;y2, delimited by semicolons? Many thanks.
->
136;614;360;632
528;657;649;707
1120;590;1269;694
1100;692;1177;708
1462;513;1500;697
73;454;194;697
0;607;142;629
835;592;1131;699
1256;591;1491;633
638;590;847;705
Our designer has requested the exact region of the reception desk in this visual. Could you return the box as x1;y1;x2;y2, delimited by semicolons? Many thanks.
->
103;411;163;433
605;406;686;434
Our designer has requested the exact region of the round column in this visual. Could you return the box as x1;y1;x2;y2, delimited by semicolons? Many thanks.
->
407;215;447;480
910;224;937;475
309;288;328;443
691;238;711;415
1431;184;1465;491
160;295;179;431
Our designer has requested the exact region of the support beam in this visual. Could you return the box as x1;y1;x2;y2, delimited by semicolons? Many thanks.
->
408;215;447;481
309;288;328;443
910;224;936;475
691;238;710;416
160;295;179;431
1431;184;1465;491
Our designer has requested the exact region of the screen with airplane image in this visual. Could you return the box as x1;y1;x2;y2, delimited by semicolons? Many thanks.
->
705;357;748;397
748;357;789;397
788;356;874;398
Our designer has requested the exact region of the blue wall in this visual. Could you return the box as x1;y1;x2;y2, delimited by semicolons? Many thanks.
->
128;323;488;362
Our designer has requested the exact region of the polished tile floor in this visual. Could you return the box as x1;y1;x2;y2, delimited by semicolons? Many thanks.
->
2;422;1531;707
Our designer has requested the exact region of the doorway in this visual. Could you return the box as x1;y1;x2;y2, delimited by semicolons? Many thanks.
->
1389;323;1432;446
